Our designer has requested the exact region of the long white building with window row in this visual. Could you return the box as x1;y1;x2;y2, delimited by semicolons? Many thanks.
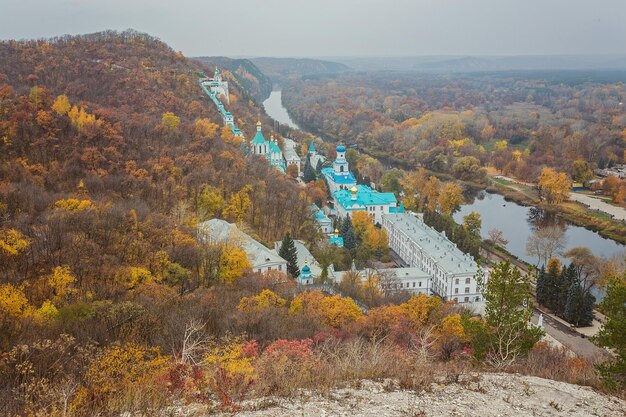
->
382;212;486;306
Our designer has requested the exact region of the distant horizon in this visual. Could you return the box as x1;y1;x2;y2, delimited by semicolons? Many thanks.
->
1;0;626;57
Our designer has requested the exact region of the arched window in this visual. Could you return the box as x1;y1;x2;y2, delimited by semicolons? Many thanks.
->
340;166;344;172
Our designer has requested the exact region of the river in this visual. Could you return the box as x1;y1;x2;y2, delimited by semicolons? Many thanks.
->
454;191;624;299
265;87;623;297
262;90;301;130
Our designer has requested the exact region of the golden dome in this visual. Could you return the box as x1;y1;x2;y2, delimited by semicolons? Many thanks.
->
350;186;358;193
334;228;339;234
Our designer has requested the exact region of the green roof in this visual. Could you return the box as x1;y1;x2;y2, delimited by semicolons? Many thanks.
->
334;185;398;210
251;130;268;145
269;140;281;153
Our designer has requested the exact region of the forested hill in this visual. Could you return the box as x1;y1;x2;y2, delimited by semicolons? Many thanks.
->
194;56;272;102
0;29;311;303
250;57;351;81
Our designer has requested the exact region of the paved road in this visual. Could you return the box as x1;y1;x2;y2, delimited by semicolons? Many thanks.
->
532;310;610;362
569;192;626;221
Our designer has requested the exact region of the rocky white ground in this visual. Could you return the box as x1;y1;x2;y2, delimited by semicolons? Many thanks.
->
189;373;626;417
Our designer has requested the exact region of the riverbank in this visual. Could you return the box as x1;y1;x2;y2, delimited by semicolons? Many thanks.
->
486;176;626;245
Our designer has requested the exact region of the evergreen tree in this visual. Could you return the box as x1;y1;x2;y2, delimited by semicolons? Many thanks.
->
592;273;626;390
315;159;322;176
564;282;595;326
303;154;316;183
555;264;576;317
343;228;357;251
278;233;299;278
340;216;357;250
542;259;561;311
340;215;353;236
474;260;544;366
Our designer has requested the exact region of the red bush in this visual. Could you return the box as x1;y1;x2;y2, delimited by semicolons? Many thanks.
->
263;339;313;360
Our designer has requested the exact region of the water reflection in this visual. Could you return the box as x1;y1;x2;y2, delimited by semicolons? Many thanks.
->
453;191;625;268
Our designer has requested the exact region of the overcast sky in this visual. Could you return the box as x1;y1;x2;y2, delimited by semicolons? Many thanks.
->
1;0;625;57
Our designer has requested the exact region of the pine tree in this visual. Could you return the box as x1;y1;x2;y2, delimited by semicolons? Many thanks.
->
475;260;544;366
315;159;322;176
340;216;357;250
564;282;595;326
340;216;352;236
555;264;576;317
303;154;316;183
543;259;561;311
278;233;299;278
343;228;357;251
592;273;626;390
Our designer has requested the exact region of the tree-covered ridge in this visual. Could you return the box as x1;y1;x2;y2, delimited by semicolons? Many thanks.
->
281;71;626;183
195;56;272;102
0;30;316;311
250;57;351;81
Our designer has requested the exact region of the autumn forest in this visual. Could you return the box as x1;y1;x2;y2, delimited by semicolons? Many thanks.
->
0;29;625;416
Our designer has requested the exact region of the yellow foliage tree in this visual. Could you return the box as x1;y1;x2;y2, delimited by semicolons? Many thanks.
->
51;94;71;115
224;185;252;223
538;167;571;205
364;227;389;255
351;211;372;240
203;339;256;389
401;294;443;329
53;198;94;212
437;182;463;216
68;105;97;133
220;125;241;145
422;176;440;212
48;265;77;303
80;343;168;405
0;283;32;319
440;313;465;339
0;228;29;257
219;244;251;283
290;291;363;328
197;185;226;219
35;300;59;322
493;139;508;151
161;111;180;131
29;86;44;108
194;118;219;139
238;289;286;311
400;168;429;210
116;266;154;289
319;294;363;327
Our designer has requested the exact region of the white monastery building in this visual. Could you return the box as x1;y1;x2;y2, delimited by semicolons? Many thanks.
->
198;219;287;274
382;212;486;305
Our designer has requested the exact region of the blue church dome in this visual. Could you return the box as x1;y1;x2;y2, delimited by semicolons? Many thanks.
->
301;264;311;274
336;144;346;153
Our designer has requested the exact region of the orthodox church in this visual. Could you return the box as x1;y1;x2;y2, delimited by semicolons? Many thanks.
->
322;144;403;224
321;144;357;194
250;121;287;173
